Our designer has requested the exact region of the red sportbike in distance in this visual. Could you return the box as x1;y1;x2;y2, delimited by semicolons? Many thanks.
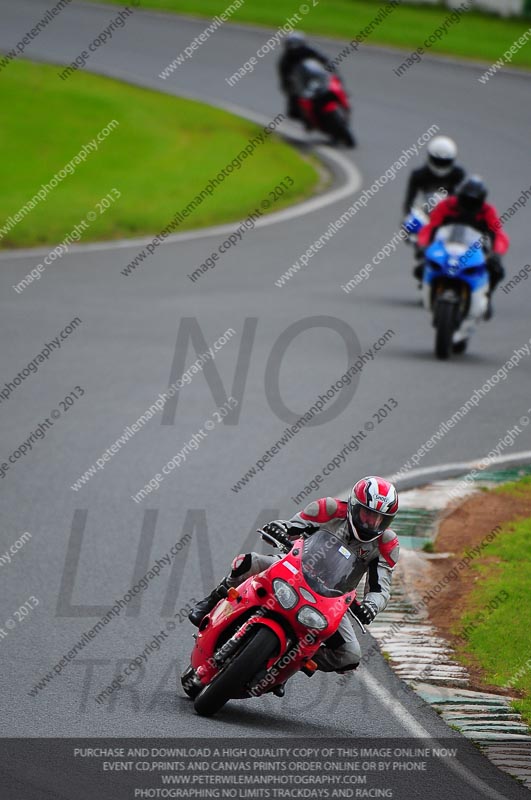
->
181;527;366;717
292;59;356;148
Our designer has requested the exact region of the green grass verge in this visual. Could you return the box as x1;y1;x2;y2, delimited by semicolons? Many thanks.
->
494;474;531;497
90;0;531;67
0;60;319;248
452;484;531;727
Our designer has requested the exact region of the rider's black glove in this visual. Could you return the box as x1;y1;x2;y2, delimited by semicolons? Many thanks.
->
263;521;289;538
261;521;294;549
487;253;505;282
263;521;318;539
352;600;378;625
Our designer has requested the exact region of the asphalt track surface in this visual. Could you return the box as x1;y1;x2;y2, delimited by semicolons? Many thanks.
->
0;1;530;796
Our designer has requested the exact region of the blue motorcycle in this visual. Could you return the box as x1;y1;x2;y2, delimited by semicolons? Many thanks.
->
422;224;490;359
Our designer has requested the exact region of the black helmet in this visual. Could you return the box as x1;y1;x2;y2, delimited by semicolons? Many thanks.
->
457;175;487;214
284;31;306;51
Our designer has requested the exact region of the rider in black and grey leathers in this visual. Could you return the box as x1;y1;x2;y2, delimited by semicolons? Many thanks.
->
278;32;335;121
403;135;465;215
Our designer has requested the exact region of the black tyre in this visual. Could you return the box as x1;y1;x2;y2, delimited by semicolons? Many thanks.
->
193;627;279;717
435;300;455;360
342;127;356;148
453;339;468;354
326;109;356;148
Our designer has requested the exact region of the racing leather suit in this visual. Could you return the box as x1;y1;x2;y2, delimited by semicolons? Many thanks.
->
278;45;333;93
278;46;334;120
227;497;399;672
403;164;465;215
418;196;510;254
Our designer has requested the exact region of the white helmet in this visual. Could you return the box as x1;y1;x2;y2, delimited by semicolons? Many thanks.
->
427;136;457;177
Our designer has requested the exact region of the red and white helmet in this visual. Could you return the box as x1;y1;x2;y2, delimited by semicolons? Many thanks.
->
347;476;399;542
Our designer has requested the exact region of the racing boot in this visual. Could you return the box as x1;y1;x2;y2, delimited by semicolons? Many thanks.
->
188;577;232;627
412;262;424;283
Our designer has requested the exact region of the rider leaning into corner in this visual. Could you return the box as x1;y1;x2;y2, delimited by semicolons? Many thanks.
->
417;175;510;318
189;477;400;676
277;31;336;122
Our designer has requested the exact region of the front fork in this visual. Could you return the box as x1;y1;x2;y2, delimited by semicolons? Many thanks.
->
197;615;288;687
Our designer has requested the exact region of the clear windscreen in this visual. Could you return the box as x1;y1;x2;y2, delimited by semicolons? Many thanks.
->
433;223;490;266
436;223;485;249
301;529;361;598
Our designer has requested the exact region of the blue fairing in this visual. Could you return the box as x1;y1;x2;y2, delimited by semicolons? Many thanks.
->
424;238;489;292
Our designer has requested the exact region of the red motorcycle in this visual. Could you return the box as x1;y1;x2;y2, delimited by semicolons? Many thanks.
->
181;527;366;717
292;59;356;148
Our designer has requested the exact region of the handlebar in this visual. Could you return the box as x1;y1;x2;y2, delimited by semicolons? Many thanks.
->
348;608;367;635
257;528;293;553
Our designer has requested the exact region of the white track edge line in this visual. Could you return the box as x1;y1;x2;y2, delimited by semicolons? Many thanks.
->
0;81;361;260
337;450;531;497
360;671;515;800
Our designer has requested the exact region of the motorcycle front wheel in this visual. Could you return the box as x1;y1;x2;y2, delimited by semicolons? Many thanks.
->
326;109;356;148
194;626;279;717
435;299;457;360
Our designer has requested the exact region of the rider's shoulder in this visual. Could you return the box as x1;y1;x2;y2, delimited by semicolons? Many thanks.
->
412;164;426;176
378;529;400;567
302;496;346;520
381;528;399;545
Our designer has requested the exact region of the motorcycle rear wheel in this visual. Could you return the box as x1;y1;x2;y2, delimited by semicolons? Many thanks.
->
435;300;456;360
194;627;279;717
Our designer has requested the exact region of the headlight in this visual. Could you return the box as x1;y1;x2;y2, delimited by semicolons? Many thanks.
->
273;579;298;609
297;606;327;630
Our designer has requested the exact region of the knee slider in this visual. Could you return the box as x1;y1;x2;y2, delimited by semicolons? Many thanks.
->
336;662;359;674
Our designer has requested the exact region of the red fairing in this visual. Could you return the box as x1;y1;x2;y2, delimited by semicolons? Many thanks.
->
298;97;317;127
190;537;356;697
297;74;350;132
329;75;349;109
378;535;399;568
418;197;510;254
300;497;347;523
